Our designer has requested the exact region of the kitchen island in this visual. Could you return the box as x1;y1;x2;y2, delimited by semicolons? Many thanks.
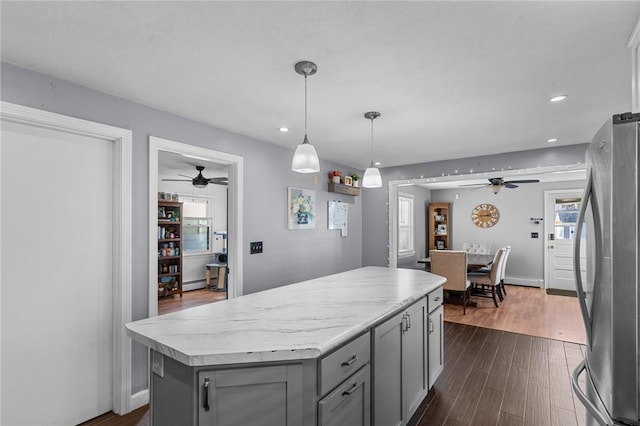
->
126;266;446;426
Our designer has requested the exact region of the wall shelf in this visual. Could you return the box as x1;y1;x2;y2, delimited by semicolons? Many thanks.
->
328;182;360;196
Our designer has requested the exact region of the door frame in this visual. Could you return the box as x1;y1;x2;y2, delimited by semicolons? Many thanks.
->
543;188;584;290
388;165;587;267
148;136;244;317
0;101;133;415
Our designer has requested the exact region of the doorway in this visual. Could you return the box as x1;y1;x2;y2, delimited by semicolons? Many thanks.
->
544;190;586;292
148;136;243;317
1;102;132;423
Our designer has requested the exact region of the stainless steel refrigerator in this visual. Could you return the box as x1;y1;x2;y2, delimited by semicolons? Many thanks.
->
572;112;640;426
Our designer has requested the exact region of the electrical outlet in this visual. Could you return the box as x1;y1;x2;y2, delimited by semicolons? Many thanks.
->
531;232;539;239
152;350;164;377
250;241;263;254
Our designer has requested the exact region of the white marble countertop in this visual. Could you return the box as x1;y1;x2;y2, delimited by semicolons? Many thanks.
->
126;266;445;367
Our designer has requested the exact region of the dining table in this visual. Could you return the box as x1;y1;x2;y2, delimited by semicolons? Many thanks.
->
417;253;494;270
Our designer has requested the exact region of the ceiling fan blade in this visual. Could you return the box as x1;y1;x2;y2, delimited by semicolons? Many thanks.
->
459;183;487;187
161;178;192;182
504;182;519;188
505;179;539;184
177;174;194;179
208;177;228;183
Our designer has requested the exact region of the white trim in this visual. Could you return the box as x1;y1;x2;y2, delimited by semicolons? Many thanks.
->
388;164;587;272
0;101;133;415
505;277;542;287
149;136;244;318
129;389;150;412
627;15;640;113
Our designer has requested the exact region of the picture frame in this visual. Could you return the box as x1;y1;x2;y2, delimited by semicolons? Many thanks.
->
436;224;447;234
436;240;445;250
343;176;353;186
288;187;316;230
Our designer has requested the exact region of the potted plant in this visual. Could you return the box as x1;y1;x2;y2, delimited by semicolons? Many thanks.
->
350;173;361;187
328;170;342;184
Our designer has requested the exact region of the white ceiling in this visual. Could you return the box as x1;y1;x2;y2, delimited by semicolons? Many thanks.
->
1;2;639;171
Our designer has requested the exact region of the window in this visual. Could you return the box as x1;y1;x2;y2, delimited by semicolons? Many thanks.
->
181;198;213;254
554;197;582;240
398;193;415;257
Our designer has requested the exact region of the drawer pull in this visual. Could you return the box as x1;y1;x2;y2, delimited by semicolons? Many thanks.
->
341;355;358;367
434;296;441;302
203;377;210;411
342;382;358;397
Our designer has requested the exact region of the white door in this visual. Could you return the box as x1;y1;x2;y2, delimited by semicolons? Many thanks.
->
1;120;114;424
544;190;586;291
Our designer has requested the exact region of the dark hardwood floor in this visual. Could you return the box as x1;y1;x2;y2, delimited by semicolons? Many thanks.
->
83;321;587;426
408;322;586;426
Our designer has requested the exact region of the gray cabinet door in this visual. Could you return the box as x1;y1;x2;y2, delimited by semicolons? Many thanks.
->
403;298;428;420
373;310;404;426
318;365;371;426
198;364;303;426
428;304;444;388
373;297;428;426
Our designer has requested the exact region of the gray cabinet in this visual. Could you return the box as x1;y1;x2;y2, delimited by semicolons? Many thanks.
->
428;304;444;388
373;297;428;426
318;365;370;426
197;365;303;426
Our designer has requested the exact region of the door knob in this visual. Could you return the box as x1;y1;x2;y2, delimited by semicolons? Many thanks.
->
549;245;555;249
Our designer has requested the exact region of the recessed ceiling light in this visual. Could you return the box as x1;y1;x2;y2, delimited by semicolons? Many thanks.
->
547;138;558;143
374;161;381;166
279;127;289;132
549;95;567;103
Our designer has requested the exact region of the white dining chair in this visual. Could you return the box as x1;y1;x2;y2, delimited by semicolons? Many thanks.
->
463;242;491;255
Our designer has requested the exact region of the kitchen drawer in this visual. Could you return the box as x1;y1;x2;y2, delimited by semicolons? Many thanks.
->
427;287;443;313
319;332;370;396
318;365;370;426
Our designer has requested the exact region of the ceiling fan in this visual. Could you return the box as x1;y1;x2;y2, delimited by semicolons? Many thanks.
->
460;177;540;194
162;166;228;188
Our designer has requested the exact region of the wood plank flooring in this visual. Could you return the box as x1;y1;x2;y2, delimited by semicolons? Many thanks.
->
408;322;587;426
444;284;585;345
158;288;226;315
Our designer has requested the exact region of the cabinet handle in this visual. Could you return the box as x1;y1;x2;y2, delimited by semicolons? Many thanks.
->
342;382;359;397
341;355;358;367
407;313;411;329
203;377;210;411
402;314;408;332
429;318;434;333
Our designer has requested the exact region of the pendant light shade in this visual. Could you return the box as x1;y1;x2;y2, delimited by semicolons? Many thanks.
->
362;164;383;188
362;111;382;188
291;61;320;173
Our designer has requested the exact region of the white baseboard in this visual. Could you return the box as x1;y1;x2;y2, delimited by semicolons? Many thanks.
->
129;389;149;411
183;281;206;292
504;276;542;287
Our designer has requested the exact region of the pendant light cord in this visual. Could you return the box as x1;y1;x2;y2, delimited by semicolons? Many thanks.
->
304;74;308;138
370;117;374;165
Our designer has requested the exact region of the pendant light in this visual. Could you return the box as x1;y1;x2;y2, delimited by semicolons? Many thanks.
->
291;61;320;173
362;111;382;188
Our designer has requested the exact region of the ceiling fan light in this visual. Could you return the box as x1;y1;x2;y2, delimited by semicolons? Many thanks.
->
193;182;208;189
489;184;503;194
291;136;320;173
362;165;382;188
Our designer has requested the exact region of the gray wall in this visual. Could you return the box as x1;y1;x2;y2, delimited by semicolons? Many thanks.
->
431;179;586;286
362;144;589;267
1;62;363;394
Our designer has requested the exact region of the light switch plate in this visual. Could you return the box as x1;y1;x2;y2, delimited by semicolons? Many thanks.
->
250;241;263;254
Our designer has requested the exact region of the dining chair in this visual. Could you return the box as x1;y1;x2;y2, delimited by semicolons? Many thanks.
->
467;247;505;308
497;245;511;298
463;242;491;255
430;250;471;314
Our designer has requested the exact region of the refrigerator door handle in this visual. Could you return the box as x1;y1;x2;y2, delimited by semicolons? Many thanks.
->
574;169;601;347
571;360;612;426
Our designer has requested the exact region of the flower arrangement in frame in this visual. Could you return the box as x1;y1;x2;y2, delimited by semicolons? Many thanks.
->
288;187;316;230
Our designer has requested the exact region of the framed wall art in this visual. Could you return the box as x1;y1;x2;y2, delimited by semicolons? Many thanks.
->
288;187;316;230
